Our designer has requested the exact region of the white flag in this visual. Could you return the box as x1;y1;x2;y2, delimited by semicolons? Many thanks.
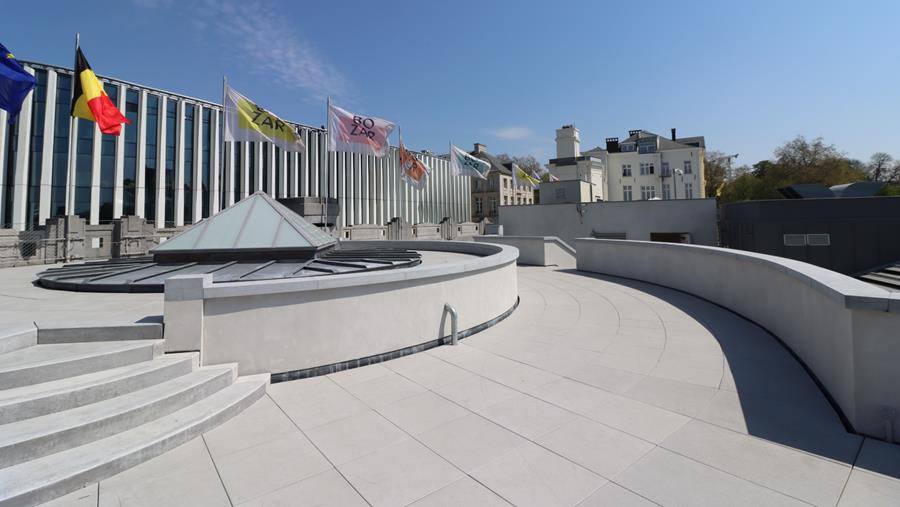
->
223;85;304;152
449;144;490;180
328;102;396;157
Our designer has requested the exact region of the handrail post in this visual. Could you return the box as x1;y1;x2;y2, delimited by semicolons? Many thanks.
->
441;303;459;345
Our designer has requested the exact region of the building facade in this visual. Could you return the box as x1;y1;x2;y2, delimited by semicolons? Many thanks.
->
469;143;535;222
548;125;705;202
0;61;471;231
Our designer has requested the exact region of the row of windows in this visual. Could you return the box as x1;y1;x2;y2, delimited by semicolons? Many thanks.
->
622;182;694;201
621;160;692;177
2;68;220;228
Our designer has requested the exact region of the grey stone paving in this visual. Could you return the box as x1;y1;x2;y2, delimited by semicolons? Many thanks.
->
0;264;162;326
43;266;900;506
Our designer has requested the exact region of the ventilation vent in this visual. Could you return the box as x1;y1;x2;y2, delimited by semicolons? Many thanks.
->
807;233;831;246
592;232;627;240
783;234;807;247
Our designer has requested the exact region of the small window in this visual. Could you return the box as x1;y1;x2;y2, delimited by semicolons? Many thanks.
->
684;161;692;174
807;233;831;246
783;234;806;247
622;164;632;177
623;185;633;201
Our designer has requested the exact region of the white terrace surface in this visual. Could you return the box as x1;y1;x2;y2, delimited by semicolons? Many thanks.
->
42;266;900;507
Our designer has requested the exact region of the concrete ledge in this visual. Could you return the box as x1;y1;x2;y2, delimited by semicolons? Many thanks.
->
164;241;519;376
0;323;37;354
576;238;900;441
474;235;576;267
35;322;164;344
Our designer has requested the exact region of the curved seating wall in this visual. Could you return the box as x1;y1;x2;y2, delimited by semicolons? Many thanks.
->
576;238;900;441
163;241;518;378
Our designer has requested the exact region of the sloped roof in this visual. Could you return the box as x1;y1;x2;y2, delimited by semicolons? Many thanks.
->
153;191;336;255
618;130;706;151
470;149;512;175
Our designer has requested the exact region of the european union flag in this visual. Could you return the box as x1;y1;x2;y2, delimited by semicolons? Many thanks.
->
0;42;36;124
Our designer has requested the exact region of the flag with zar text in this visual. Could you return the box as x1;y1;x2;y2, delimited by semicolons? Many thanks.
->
512;164;540;189
399;137;429;189
224;85;304;151
449;144;489;180
328;102;395;157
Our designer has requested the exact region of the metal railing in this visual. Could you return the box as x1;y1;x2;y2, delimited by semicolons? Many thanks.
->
440;303;459;346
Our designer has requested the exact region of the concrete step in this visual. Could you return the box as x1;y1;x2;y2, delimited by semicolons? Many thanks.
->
0;353;198;425
0;324;36;355
0;340;163;390
0;375;268;507
0;365;236;469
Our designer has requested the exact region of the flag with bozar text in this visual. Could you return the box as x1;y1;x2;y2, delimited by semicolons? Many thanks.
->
328;103;395;157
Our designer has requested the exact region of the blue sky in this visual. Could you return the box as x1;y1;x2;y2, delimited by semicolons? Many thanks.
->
4;0;898;165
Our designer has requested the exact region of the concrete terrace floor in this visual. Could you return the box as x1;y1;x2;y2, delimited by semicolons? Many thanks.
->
43;265;900;507
0;264;162;325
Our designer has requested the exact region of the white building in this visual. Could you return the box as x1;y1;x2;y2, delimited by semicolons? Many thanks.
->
548;125;705;202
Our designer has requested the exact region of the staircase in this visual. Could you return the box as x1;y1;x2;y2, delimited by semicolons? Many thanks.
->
0;326;268;507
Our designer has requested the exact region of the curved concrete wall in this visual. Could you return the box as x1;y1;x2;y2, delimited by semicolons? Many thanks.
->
576;238;900;441
164;241;518;377
474;236;576;268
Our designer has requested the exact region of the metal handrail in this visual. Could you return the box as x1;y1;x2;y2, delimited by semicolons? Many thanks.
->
440;303;459;346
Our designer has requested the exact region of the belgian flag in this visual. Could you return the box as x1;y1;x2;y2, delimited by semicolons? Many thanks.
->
70;47;129;135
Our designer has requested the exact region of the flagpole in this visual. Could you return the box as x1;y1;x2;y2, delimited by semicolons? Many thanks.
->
64;32;80;262
323;97;329;230
221;75;227;209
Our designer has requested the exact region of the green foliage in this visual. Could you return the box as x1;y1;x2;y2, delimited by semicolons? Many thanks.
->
717;136;868;203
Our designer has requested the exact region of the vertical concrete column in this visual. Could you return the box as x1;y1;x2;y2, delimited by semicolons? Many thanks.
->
280;148;288;198
192;104;203;223
241;142;250;199
210;109;220;215
113;85;126;219
338;151;346;228
309;132;318;198
88;124;101;225
39;70;58;225
163;274;209;355
135;90;147;218
224;142;234;207
267;143;276;197
11;66;34;229
0;110;7;225
301;130;309;196
66;114;78;215
174;100;185;227
155;96;167;228
291;151;299;198
360;155;369;224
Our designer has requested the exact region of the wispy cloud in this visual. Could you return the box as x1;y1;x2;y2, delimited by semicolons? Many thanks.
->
135;0;348;102
490;126;533;141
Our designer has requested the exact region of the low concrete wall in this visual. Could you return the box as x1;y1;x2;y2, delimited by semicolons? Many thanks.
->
499;199;718;247
474;236;576;268
164;241;519;376
576;238;900;441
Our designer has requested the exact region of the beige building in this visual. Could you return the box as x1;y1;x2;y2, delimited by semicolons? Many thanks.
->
469;143;535;223
548;125;706;202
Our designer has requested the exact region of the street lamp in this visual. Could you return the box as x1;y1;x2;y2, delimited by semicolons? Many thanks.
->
673;168;684;199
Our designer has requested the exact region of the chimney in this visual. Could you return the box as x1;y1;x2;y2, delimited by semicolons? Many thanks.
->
605;137;619;153
555;125;581;158
473;143;487;154
671;128;677;141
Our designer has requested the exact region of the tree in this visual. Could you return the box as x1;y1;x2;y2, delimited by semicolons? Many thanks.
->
868;152;894;182
717;136;867;203
495;153;547;178
704;151;729;198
